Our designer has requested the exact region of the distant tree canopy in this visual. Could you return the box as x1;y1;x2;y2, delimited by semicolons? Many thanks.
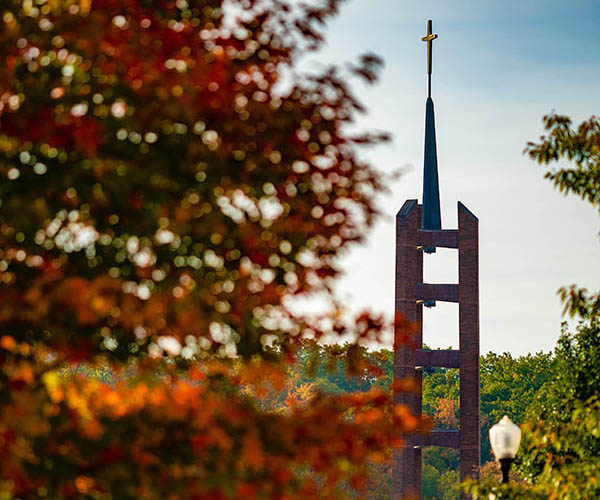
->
420;351;553;500
0;2;412;499
463;113;600;500
287;345;555;500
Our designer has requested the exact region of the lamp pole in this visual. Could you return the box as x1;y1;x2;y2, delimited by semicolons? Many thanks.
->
498;458;512;484
489;415;521;484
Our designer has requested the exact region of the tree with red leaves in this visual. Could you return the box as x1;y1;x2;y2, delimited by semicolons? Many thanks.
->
0;1;421;499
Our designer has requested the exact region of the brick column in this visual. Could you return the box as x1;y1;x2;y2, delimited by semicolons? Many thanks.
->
458;202;480;492
393;200;423;500
392;200;480;500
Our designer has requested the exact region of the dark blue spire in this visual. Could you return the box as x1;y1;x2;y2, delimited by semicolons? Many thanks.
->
422;97;441;231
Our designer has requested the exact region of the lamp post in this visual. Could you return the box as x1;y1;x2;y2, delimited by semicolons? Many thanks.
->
489;415;521;484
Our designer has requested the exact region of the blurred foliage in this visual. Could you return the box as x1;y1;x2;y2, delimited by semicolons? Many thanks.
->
36;340;559;499
0;0;392;360
464;113;600;499
0;1;420;499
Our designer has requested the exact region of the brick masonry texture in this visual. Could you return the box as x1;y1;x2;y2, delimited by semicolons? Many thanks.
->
393;201;480;500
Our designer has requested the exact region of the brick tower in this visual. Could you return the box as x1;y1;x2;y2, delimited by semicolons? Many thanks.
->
392;20;480;499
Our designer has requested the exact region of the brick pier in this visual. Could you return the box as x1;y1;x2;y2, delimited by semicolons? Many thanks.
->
392;201;480;500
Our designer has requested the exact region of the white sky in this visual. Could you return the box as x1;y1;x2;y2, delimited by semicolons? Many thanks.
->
306;0;600;355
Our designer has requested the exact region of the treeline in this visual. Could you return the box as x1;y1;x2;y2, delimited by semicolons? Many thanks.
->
63;332;585;499
286;344;556;499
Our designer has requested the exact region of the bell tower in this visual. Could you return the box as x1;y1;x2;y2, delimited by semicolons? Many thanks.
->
392;20;480;499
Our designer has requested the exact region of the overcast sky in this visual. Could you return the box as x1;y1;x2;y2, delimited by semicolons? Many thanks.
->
307;0;600;355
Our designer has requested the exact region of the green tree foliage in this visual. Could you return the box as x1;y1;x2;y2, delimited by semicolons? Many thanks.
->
415;459;461;500
420;351;551;500
464;113;600;499
464;320;600;500
422;365;459;425
288;346;552;499
525;113;600;210
480;352;554;463
517;318;600;481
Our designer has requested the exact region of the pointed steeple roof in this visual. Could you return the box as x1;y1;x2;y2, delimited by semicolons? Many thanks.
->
422;97;441;230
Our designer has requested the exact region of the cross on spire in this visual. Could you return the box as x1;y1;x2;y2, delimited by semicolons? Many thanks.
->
422;19;438;98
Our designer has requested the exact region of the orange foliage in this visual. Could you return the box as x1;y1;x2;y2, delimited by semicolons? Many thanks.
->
0;1;421;498
434;398;458;428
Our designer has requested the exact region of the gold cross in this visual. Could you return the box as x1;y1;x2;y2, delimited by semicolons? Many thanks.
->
422;19;438;97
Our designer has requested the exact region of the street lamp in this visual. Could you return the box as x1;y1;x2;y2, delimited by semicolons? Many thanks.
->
489;415;521;484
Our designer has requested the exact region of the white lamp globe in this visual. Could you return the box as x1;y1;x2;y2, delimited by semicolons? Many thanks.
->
489;415;521;460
